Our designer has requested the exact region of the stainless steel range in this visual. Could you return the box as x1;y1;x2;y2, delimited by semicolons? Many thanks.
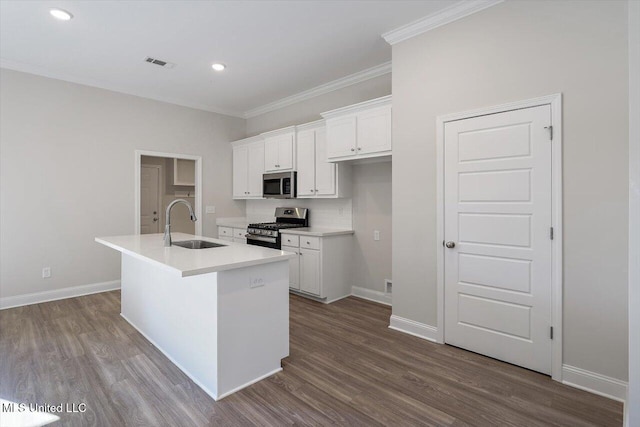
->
246;207;309;249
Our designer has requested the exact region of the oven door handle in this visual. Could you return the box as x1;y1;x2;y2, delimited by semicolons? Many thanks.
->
246;234;277;244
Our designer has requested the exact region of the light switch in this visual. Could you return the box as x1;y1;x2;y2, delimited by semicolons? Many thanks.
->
374;230;380;241
206;206;216;214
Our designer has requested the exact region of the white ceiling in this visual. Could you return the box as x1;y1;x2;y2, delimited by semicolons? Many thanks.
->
0;0;454;117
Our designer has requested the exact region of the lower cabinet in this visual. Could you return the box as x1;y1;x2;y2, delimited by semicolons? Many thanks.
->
218;226;247;244
281;233;353;303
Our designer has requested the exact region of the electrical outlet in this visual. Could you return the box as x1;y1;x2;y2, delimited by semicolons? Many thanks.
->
374;230;380;241
206;206;216;214
385;279;392;294
338;208;344;216
42;267;51;278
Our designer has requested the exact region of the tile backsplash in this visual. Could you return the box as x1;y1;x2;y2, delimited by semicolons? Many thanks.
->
246;198;353;229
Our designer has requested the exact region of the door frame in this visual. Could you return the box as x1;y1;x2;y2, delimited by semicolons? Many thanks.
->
140;163;162;233
435;93;563;381
134;150;203;236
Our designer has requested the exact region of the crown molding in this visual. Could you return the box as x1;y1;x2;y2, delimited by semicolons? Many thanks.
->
243;61;392;119
0;58;245;118
382;0;504;45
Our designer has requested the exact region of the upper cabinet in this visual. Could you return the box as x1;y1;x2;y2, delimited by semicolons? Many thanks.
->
296;121;350;199
232;136;264;199
262;127;296;172
322;95;392;162
173;159;196;186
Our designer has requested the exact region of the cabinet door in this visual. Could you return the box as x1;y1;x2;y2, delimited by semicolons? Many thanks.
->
264;137;280;171
326;116;357;159
300;248;321;296
247;143;265;197
232;146;248;198
278;134;294;170
283;246;300;290
296;129;316;197
314;128;336;196
356;105;392;155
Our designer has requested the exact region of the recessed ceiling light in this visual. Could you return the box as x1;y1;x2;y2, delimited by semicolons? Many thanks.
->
211;63;226;72
50;8;73;21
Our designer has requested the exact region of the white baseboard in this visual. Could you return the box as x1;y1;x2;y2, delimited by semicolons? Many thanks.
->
351;286;392;306
388;314;439;342
562;364;628;402
0;280;121;310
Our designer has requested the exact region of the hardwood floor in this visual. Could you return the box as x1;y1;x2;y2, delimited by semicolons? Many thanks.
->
0;291;623;426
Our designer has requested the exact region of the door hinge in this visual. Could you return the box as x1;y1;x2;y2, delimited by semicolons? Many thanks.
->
550;326;554;340
550;227;554;240
545;125;553;140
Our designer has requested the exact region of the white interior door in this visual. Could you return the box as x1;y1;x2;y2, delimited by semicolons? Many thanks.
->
140;165;160;234
444;105;553;375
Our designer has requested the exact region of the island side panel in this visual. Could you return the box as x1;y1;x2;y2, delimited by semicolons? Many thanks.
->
216;260;289;399
120;253;220;399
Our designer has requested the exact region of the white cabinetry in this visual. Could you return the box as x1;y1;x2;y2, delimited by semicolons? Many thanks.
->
296;121;350;199
262;127;295;172
232;136;264;199
322;95;392;162
281;232;352;303
218;226;247;244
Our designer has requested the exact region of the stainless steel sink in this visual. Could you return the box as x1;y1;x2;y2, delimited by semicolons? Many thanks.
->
172;240;226;249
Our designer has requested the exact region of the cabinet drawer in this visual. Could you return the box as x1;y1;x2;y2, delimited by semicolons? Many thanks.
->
218;227;232;237
233;228;246;238
300;236;320;250
282;235;300;247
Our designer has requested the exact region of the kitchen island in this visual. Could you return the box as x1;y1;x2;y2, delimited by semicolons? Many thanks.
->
95;233;294;400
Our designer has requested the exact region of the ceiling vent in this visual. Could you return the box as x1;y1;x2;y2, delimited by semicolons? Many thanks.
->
144;57;175;69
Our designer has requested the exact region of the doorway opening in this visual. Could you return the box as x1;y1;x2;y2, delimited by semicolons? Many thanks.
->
134;150;202;236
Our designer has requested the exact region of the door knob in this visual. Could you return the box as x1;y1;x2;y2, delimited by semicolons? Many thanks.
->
445;241;455;248
153;218;159;222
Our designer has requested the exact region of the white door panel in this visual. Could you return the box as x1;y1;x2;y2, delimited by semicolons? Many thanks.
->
297;130;316;197
314;128;336;196
140;165;160;234
444;104;552;375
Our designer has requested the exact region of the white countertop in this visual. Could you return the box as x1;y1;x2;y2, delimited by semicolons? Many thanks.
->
280;227;354;237
96;233;295;277
216;217;251;229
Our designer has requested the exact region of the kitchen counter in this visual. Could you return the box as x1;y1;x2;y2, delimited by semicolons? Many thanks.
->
216;217;251;229
95;232;290;401
280;227;355;237
95;232;293;277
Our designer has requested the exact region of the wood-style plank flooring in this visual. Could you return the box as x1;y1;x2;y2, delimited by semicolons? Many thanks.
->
0;291;623;426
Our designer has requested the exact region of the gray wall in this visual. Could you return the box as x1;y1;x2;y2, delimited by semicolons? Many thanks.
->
0;69;246;299
392;0;629;381
245;74;393;294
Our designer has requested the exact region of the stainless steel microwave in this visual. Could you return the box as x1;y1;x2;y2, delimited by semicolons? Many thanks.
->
263;171;296;199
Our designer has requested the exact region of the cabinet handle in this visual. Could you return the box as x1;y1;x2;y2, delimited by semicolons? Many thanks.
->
315;189;318;192
350;148;355;152
357;147;362;151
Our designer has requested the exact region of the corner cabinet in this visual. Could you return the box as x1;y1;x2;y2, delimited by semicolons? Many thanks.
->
232;136;264;199
281;233;353;303
262;127;296;172
296;120;350;198
321;95;392;162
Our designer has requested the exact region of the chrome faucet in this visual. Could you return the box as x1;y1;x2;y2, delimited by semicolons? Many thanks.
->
164;199;197;247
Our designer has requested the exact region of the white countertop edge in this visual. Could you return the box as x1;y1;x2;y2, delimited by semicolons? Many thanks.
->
216;217;251;229
279;228;355;237
95;235;296;277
